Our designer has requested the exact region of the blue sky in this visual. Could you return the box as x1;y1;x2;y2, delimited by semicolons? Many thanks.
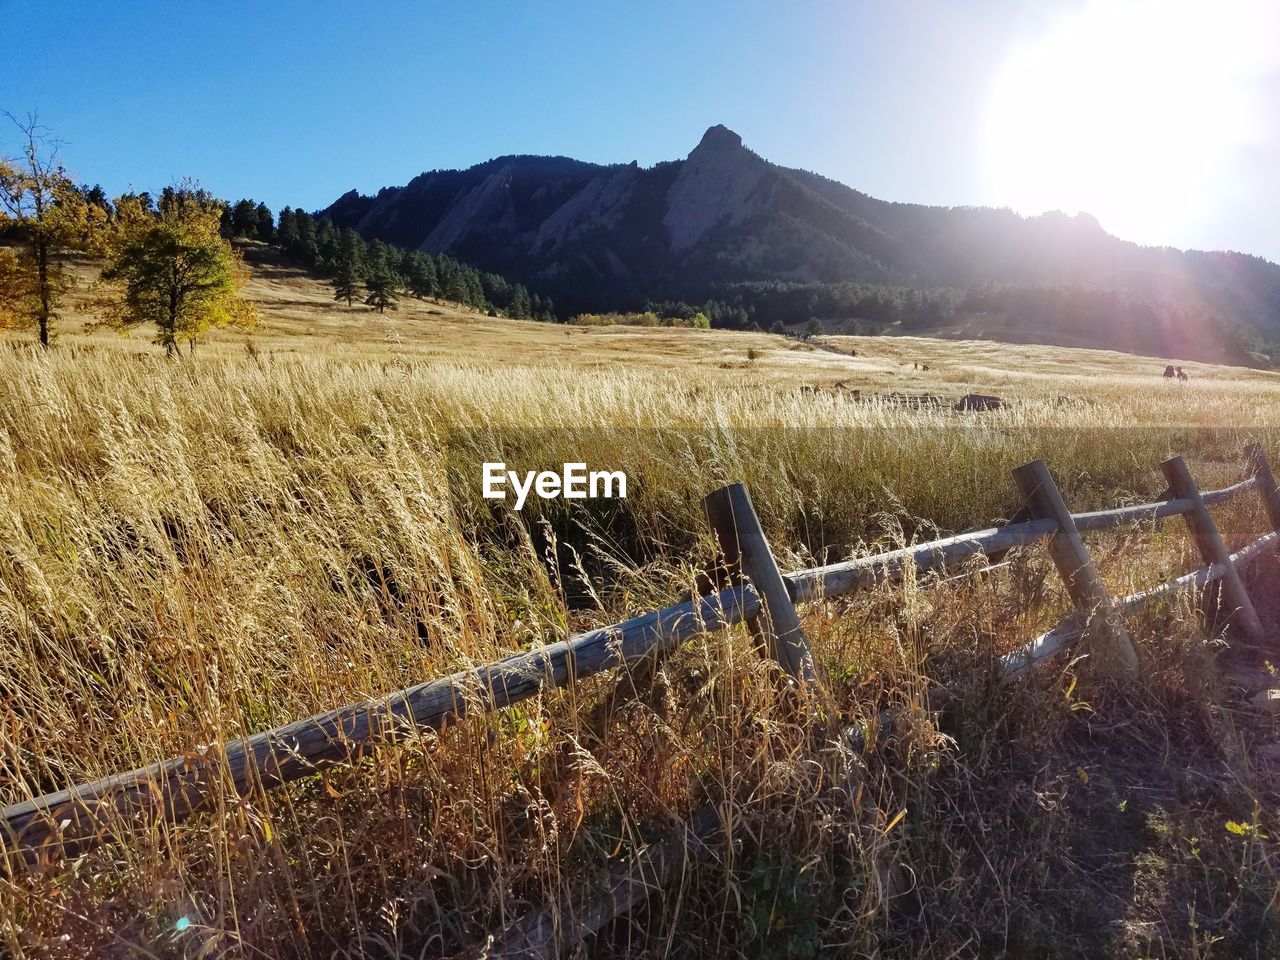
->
4;0;1278;261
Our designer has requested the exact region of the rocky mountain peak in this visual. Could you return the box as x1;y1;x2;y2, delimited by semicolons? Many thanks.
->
692;124;744;154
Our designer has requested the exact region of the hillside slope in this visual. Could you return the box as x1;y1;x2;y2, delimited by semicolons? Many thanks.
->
28;243;1280;403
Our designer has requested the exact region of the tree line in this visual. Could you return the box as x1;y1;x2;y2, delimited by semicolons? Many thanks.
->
1;114;558;353
222;197;556;321
8;114;1260;363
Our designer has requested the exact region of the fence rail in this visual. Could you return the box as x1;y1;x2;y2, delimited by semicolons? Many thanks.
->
5;445;1280;885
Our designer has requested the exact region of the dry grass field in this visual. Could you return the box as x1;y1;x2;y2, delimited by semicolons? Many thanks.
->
4;250;1280;958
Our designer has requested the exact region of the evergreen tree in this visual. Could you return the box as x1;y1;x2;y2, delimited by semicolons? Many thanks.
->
81;184;111;216
276;207;298;249
364;266;399;313
254;202;274;242
406;252;437;298
509;283;532;319
331;229;364;306
231;198;258;236
333;266;360;306
446;269;470;304
537;295;556;322
292;210;318;262
463;271;485;309
314;219;339;273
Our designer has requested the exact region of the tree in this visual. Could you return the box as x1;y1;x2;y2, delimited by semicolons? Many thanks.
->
276;207;298;249
0;113;101;346
406;252;437;298
100;187;257;355
81;183;111;216
255;202;274;242
364;265;399;313
230;198;258;237
509;283;532;319
331;229;364;306
533;294;557;322
332;267;360;306
314;219;338;272
292;209;318;262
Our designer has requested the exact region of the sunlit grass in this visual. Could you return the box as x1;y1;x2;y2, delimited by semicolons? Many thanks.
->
1;334;1279;957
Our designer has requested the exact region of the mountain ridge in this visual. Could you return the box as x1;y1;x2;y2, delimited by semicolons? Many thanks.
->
321;125;1280;360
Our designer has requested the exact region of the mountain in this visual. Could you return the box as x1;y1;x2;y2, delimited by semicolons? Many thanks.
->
322;125;1280;362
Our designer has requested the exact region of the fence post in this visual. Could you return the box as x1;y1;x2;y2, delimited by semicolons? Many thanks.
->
1160;456;1265;641
703;484;818;687
1012;460;1140;675
1246;443;1280;533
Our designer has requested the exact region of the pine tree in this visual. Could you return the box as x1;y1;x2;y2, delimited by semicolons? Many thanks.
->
331;229;364;306
462;271;484;308
231;198;257;236
315;219;339;273
276;207;298;249
534;294;557;322
406;252;437;298
292;210;318;262
255;202;274;242
509;283;532;319
364;267;399;313
333;266;360;306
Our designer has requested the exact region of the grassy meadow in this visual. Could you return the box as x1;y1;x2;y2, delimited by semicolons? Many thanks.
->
3;255;1280;957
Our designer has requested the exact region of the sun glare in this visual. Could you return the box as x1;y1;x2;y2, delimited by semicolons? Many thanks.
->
984;0;1271;244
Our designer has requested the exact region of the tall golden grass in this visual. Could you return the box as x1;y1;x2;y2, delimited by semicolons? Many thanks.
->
1;341;1279;957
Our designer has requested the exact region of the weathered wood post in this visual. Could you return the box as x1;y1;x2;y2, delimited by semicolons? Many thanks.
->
1012;459;1140;675
1246;443;1280;533
703;483;818;687
1161;456;1265;641
704;483;903;899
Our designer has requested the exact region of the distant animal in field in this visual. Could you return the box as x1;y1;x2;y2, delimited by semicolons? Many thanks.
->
1164;365;1176;378
922;364;930;371
1176;366;1189;381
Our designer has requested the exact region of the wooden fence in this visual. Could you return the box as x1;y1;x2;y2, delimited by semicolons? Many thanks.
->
5;444;1280;954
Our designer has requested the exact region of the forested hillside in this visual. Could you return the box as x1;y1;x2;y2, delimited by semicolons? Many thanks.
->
322;125;1280;364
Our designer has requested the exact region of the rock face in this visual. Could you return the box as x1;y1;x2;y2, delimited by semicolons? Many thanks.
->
663;125;768;253
320;126;1280;330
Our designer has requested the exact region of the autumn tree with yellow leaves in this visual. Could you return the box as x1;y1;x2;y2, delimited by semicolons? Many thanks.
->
100;184;257;356
0;113;105;346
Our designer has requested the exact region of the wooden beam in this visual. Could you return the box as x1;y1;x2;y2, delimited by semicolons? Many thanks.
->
1161;456;1265;641
703;484;817;687
1003;528;1280;679
1247;443;1280;533
2;585;760;867
1012;459;1139;675
11;468;1264;868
